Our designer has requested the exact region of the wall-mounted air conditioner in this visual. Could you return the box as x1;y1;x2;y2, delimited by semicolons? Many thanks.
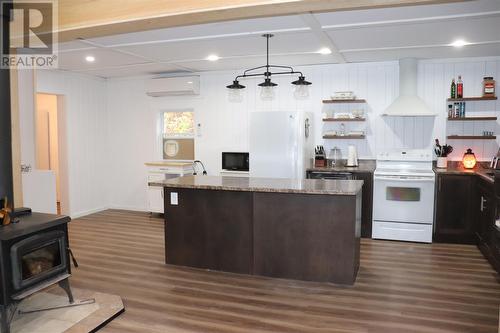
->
146;76;200;97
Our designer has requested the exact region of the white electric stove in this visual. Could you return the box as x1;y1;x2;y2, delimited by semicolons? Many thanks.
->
373;149;435;243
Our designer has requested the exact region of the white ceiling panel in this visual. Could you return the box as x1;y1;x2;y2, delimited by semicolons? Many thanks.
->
329;16;500;51
342;43;500;63
50;0;500;79
58;40;96;52
57;48;149;70
75;63;188;78
116;32;323;62
315;0;500;27
87;15;309;47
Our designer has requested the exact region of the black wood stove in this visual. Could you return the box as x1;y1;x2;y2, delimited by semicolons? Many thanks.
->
0;213;73;333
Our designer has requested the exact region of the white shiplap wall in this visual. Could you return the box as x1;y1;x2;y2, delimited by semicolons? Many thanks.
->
29;57;499;213
104;58;500;211
419;58;500;161
36;70;109;217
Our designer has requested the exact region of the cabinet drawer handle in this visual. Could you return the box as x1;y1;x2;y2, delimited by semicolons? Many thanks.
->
480;196;487;211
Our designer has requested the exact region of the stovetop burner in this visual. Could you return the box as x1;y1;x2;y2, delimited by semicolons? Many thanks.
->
375;149;434;177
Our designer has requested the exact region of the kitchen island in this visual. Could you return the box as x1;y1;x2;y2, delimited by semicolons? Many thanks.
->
151;175;363;285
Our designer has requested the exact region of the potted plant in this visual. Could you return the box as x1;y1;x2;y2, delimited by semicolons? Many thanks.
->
434;139;453;168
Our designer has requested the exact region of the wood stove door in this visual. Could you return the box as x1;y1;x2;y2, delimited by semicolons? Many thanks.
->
10;230;68;291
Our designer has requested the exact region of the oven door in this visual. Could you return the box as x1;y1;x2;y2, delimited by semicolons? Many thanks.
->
373;175;435;224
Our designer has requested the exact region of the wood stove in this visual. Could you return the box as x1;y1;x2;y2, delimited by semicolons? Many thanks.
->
0;213;73;333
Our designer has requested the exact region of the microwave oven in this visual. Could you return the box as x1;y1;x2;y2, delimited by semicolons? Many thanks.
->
222;152;249;171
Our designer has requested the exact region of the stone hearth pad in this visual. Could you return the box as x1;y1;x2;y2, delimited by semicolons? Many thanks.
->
10;288;124;333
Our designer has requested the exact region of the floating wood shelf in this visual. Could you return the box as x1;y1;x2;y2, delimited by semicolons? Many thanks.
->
322;99;366;104
322;118;366;122
447;117;497;121
323;135;366;139
447;96;497;102
447;135;496;140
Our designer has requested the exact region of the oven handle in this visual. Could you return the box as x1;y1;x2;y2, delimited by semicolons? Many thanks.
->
374;176;435;182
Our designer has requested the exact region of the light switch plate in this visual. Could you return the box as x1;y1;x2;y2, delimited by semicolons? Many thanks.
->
170;192;178;205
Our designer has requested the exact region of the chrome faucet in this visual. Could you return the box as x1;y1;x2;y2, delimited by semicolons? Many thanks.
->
192;160;207;175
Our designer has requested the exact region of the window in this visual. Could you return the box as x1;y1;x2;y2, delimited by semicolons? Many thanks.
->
162;111;194;138
161;110;195;160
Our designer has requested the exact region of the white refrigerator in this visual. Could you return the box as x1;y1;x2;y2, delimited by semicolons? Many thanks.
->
249;111;314;179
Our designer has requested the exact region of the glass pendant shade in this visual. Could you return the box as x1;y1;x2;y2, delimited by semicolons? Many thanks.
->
462;148;476;169
294;84;309;99
259;78;277;101
228;88;243;103
260;86;275;100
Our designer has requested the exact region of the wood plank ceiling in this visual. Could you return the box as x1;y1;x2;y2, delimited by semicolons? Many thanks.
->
54;0;500;78
58;0;466;41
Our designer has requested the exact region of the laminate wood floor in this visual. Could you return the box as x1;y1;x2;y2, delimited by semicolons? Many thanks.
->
68;210;500;333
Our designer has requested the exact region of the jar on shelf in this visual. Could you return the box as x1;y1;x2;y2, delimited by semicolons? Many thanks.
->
483;77;496;97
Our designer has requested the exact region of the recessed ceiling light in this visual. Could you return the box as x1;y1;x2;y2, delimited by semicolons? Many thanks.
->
187;81;193;84
318;47;332;55
450;39;469;48
85;55;95;62
206;54;220;61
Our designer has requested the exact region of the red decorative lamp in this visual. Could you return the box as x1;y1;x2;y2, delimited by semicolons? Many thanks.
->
462;148;477;169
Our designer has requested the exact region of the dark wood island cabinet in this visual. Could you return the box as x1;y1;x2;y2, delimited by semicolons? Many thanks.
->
151;175;363;285
306;160;375;238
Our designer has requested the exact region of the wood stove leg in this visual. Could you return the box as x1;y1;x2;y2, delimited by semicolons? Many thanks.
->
58;279;74;304
0;305;10;333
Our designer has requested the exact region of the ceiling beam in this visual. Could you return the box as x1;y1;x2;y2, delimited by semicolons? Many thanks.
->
57;0;469;42
299;13;346;63
322;10;500;31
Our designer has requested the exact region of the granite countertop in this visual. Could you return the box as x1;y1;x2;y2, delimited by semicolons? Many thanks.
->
150;175;364;195
433;162;494;183
307;159;376;173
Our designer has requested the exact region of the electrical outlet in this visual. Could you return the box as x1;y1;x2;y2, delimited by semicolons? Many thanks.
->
170;192;178;205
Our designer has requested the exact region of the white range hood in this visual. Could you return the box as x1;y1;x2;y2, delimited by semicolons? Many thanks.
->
383;58;437;117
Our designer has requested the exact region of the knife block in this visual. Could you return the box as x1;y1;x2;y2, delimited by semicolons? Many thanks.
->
314;158;326;167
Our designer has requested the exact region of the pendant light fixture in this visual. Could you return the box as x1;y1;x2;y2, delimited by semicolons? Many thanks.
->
226;34;311;101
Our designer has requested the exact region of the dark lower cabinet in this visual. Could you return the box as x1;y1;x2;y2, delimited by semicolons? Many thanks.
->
354;172;373;238
434;173;500;273
488;229;500;272
434;174;475;244
476;178;495;243
476;178;500;273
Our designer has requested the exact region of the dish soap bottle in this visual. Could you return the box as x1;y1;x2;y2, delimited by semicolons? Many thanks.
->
457;75;463;98
450;78;456;99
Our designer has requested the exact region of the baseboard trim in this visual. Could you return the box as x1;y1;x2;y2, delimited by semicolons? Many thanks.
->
71;207;108;219
107;205;148;213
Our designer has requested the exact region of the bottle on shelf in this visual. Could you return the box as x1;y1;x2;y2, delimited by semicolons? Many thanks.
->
483;77;496;97
450;79;456;99
457;75;463;98
340;123;346;136
448;104;453;118
460;102;466;117
454;102;460;118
